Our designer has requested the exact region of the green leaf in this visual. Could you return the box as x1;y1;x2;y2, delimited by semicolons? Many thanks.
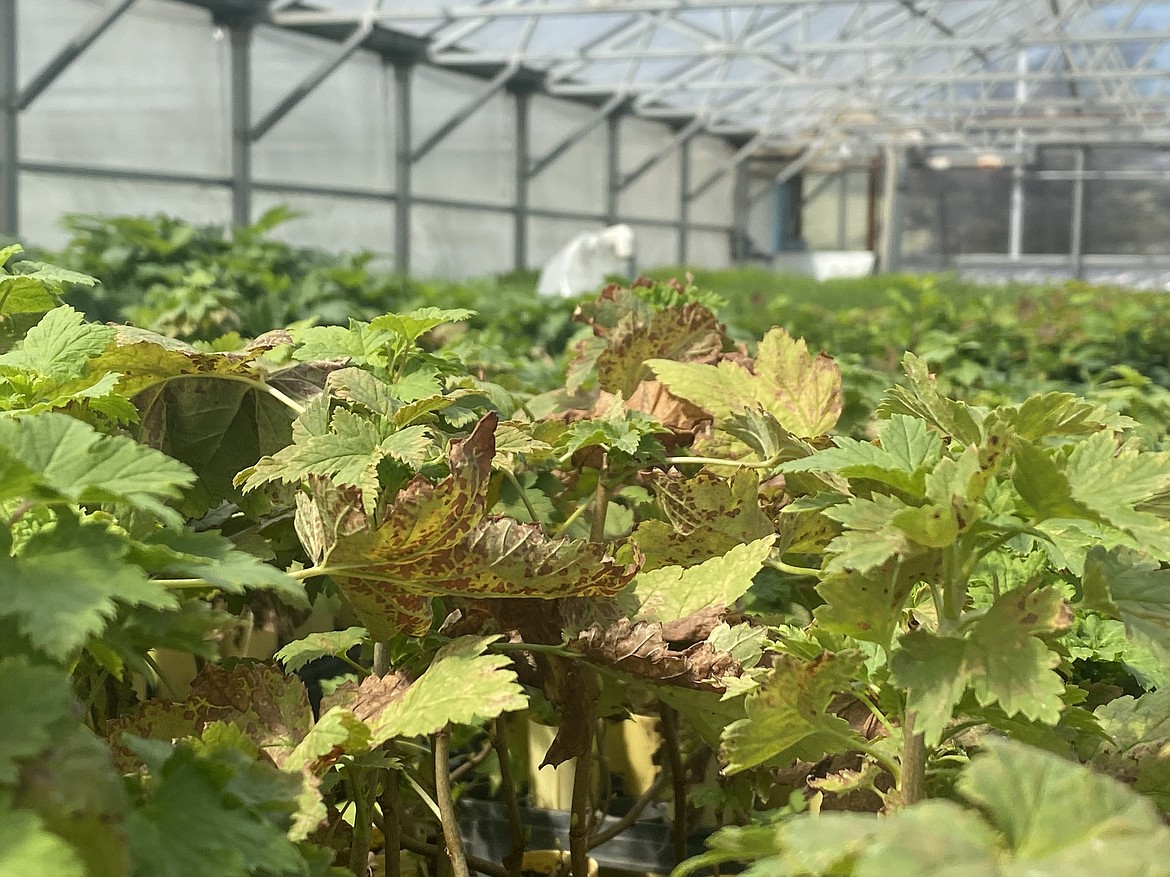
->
0;517;176;662
284;706;371;774
959;738;1170;870
633;536;775;622
0;801;85;877
783;415;943;496
0;307;116;381
878;353;984;445
649;328;842;438
1066;433;1170;550
822;494;912;574
371;307;475;345
275;628;368;674
132;529;308;609
354;636;527;743
720;651;868;775
0;658;76;784
0;413;195;521
890;631;969;748
814;560;924;648
1083;547;1170;659
124;744;309;877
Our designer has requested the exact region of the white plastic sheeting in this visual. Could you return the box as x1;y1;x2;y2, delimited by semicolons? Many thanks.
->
14;0;737;277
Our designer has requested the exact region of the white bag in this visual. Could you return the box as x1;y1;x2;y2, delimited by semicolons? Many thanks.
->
536;224;636;297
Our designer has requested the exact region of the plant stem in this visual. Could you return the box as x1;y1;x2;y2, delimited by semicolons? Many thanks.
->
853;690;899;740
402;769;442;820
590;453;609;543
587;771;668;850
664;453;781;470
396;834;509;877
491;716;526;877
382;768;403;877
433;726;472;877
347;765;374;876
504;469;543;530
569;726;595;877
141;651;180;700
659;704;688;864
168;372;307;415
553;499;592;538
763;558;823;578
898;711;927;808
449;738;494;784
373;642;390;678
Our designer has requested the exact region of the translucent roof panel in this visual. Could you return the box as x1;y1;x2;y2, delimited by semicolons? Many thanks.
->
270;1;1170;152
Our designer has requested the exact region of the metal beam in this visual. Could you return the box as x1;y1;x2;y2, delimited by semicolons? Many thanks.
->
410;63;516;162
229;22;252;227
605;108;620;225
621;117;704;190
394;62;413;275
1070;146;1086;278
878;146;906;272
514;89;530;270
688;135;762;204
527;93;626;179
250;21;373;142
17;0;138;111
678;135;691;264
0;0;16;238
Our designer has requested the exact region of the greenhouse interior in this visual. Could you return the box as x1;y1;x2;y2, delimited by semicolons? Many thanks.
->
9;3;1170;877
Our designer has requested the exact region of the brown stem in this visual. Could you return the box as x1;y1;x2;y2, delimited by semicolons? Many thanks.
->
491;716;526;877
449;738;494;784
382;769;402;877
434;726;472;877
589;453;609;543
347;766;374;876
397;834;509;877
659;705;688;864
569;726;595;877
587;771;668;850
898;711;927;807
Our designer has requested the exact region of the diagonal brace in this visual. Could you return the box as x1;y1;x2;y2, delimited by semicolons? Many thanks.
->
250;20;372;141
619;116;704;190
527;92;626;178
18;0;138;110
411;62;517;162
686;134;763;203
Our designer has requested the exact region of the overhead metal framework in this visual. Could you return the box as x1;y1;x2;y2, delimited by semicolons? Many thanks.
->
267;0;1170;154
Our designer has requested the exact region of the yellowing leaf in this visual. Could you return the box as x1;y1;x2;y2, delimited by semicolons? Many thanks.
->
633;536;775;623
649;328;841;438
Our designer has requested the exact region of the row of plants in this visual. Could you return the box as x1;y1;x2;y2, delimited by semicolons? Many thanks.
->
42;212;1170;441
4;235;1170;877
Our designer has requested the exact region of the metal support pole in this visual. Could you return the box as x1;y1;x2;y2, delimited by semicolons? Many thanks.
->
513;89;531;271
0;0;17;238
411;63;515;163
394;62;413;276
17;0;138;110
528;93;625;179
228;23;253;228
678;136;691;264
605;109;620;225
836;169;848;250
732;159;749;262
878;146;905;273
1009;164;1025;260
1070;146;1086;279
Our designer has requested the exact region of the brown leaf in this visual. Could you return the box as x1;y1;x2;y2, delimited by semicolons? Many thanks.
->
104;660;313;770
571;619;740;692
322;671;413;723
595;303;725;398
659;606;727;644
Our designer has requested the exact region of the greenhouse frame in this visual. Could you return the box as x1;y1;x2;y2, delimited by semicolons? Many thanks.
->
3;0;1170;282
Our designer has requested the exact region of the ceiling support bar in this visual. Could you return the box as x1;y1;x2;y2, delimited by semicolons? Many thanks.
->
18;0;138;110
527;93;626;179
0;0;16;238
394;62;413;275
621;117;704;190
514;89;531;271
678;135;691;264
250;20;373;142
410;63;516;163
229;21;253;227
